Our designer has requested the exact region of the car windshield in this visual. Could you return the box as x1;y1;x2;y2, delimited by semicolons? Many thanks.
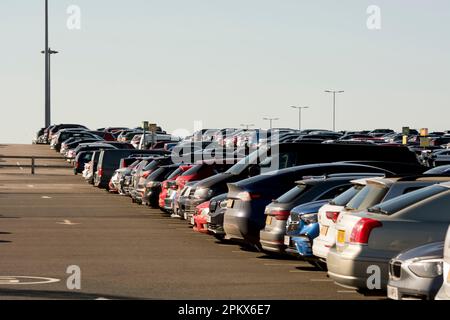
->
275;184;309;203
225;148;266;175
330;185;363;206
345;183;388;211
368;184;448;215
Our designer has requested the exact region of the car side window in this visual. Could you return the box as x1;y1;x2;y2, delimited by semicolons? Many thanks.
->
317;184;351;201
400;192;450;222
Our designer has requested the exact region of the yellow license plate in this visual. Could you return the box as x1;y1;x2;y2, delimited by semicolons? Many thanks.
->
226;199;234;208
337;230;345;244
320;226;329;236
266;215;273;226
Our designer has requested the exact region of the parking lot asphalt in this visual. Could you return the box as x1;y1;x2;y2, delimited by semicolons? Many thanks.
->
0;144;380;300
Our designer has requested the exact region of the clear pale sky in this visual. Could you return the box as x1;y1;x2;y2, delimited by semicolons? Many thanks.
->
1;0;449;143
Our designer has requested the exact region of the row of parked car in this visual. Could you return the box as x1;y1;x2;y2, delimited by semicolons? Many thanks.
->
38;123;450;300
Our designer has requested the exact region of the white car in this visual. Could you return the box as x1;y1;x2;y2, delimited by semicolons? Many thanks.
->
436;225;450;300
312;178;373;262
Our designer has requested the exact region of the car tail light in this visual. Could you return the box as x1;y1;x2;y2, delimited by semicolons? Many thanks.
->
326;211;340;223
120;159;127;168
349;218;382;244
142;171;150;179
235;191;261;202
271;210;291;221
98;168;103;177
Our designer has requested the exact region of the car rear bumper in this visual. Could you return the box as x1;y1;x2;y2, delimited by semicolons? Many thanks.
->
312;237;333;260
327;247;390;290
260;230;286;253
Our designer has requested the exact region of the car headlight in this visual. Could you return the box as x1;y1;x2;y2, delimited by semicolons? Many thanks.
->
300;213;318;225
193;188;213;199
408;259;443;278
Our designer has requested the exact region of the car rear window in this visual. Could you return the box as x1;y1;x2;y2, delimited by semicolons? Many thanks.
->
345;184;388;211
182;164;203;176
368;184;448;215
330;185;362;206
167;167;183;180
276;184;309;203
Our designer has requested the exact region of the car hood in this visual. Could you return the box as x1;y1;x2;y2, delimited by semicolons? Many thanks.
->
394;241;444;262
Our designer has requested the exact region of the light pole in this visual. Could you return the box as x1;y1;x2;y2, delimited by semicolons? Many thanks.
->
324;90;344;131
41;48;58;125
263;117;279;130
43;0;58;128
290;106;309;131
240;124;255;130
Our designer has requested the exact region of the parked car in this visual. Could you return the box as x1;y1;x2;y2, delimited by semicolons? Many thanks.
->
158;165;193;211
140;164;181;207
284;199;329;265
327;182;450;291
313;175;450;264
223;163;395;248
176;160;238;222
436;226;450;300
192;201;211;232
94;149;169;189
206;193;228;240
387;241;444;300
260;173;386;255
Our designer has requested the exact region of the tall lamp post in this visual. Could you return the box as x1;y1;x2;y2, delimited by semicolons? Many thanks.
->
43;0;58;128
324;90;344;131
290;106;309;131
263;117;279;130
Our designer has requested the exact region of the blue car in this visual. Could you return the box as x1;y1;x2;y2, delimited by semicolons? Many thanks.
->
284;200;329;258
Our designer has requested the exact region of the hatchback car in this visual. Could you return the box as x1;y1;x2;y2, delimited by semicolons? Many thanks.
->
327;182;450;291
313;175;450;264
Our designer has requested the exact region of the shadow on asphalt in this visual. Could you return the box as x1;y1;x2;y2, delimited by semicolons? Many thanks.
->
0;240;12;244
0;288;145;300
295;265;322;272
255;254;300;261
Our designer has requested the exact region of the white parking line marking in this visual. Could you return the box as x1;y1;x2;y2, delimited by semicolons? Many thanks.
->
41;196;52;199
289;270;316;273
264;263;306;266
27;185;35;188
16;162;24;170
56;220;80;225
337;290;358;293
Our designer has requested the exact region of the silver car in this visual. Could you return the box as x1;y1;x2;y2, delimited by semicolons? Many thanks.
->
436;225;450;300
327;182;450;290
387;241;444;300
314;176;450;264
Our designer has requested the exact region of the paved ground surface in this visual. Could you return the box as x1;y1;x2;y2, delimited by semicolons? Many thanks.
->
0;144;381;300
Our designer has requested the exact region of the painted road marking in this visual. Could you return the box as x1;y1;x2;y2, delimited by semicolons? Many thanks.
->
0;276;60;285
27;185;35;188
41;196;52;199
57;220;80;225
337;290;358;293
289;270;317;273
16;162;23;170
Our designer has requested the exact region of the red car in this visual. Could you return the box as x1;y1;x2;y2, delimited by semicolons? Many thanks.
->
192;201;210;233
158;164;193;209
